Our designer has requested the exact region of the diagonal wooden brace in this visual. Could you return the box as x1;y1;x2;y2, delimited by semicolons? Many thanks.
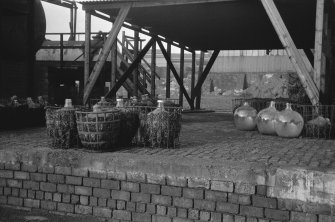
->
105;38;155;98
260;0;319;106
157;40;194;109
83;4;131;104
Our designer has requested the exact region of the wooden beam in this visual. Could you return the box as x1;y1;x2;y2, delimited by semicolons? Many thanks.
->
166;43;171;98
133;31;139;97
190;51;196;110
157;40;194;109
151;41;156;99
260;0;319;106
27;0;35;97
196;51;205;110
110;41;117;98
179;48;184;107
105;38;155;98
84;11;91;92
83;5;131;104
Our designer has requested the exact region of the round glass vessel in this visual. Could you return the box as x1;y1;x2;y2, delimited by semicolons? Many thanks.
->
257;101;278;135
234;102;257;131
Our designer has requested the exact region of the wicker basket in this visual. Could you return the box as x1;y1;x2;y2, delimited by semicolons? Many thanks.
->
75;109;121;150
117;107;140;147
45;106;79;149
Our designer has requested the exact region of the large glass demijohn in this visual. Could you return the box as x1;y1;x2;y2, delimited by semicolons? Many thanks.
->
257;101;278;135
234;102;257;131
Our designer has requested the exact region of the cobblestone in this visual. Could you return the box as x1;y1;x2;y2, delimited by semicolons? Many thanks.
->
0;113;335;171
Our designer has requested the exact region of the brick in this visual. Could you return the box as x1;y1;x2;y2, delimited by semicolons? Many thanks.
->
319;214;333;222
36;191;44;200
183;188;203;199
137;203;146;213
252;195;277;209
48;174;64;184
132;212;151;222
14;171;29;180
62;194;71;203
53;193;62;202
107;171;126;181
152;195;172;206
7;179;22;188
101;179;120;190
167;176;187;187
57;184;74;194
222;213;234;222
80;195;89;205
234;183;255;195
188;209;199;219
234;215;246;222
256;185;267;196
147;173;166;185
41;200;57;210
55;166;71;175
246;218;258;222
167;207;177;217
45;192;52;200
216;202;239;214
75;186;92;196
211;181;233;192
75;205;92;215
27;190;35;199
188;177;210;189
264;209;289;221
12;188;19;197
107;199;116;208
172;218;192;222
173;197;193;209
23;181;39;190
127;171;146;183
162;186;182;197
8;196;23;206
90;170;107;179
20;189;27;198
0;196;7;204
305;202;332;215
211;212;222;222
290;211;317;222
24;199;40;208
83;178;100;187
147;204;156;214
199;211;210;221
38;165;54;174
5;162;20;171
71;195;80;204
126;201;136;211
113;210;131;220
157;205;167;215
98;198;107;207
205;190;227;202
117;200;125;210
121;181;140;192
93;207;112;218
177;208;187;218
141;183;160;194
30;173;46;182
93;188;110;198
240;206;264;218
111;190;130;201
72;168;88;177
21;164;37;173
131;192;151;203
0;170;13;178
228;193;251;205
0;163;3;169
152;215;172;222
194;199;215;211
57;203;74;213
0;178;5;186
66;176;82;185
40;182;56;192
4;187;11;196
89;198;98;207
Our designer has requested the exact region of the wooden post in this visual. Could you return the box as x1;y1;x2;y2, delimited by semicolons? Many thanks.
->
74;4;77;38
122;31;126;59
196;51;205;110
179;48;184;107
27;0;35;97
166;43;171;98
60;34;64;68
133;31;139;97
84;11;91;93
151;41;156;99
70;6;74;40
190;51;196;110
260;0;319;106
84;5;131;104
110;41;117;98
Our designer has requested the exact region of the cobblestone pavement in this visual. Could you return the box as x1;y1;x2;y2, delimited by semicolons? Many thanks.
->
0;113;335;171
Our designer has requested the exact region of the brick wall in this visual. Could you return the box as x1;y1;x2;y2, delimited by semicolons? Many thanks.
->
0;162;334;222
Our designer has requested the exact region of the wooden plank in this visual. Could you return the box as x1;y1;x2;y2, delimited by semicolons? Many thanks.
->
84;11;91;91
190;51;196;110
157;40;194;109
133;31;139;97
261;0;319;106
105;38;155;98
151;41;156;98
166;43;171;98
314;0;325;91
84;5;131;104
196;51;205;109
110;41;117;98
179;48;185;107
